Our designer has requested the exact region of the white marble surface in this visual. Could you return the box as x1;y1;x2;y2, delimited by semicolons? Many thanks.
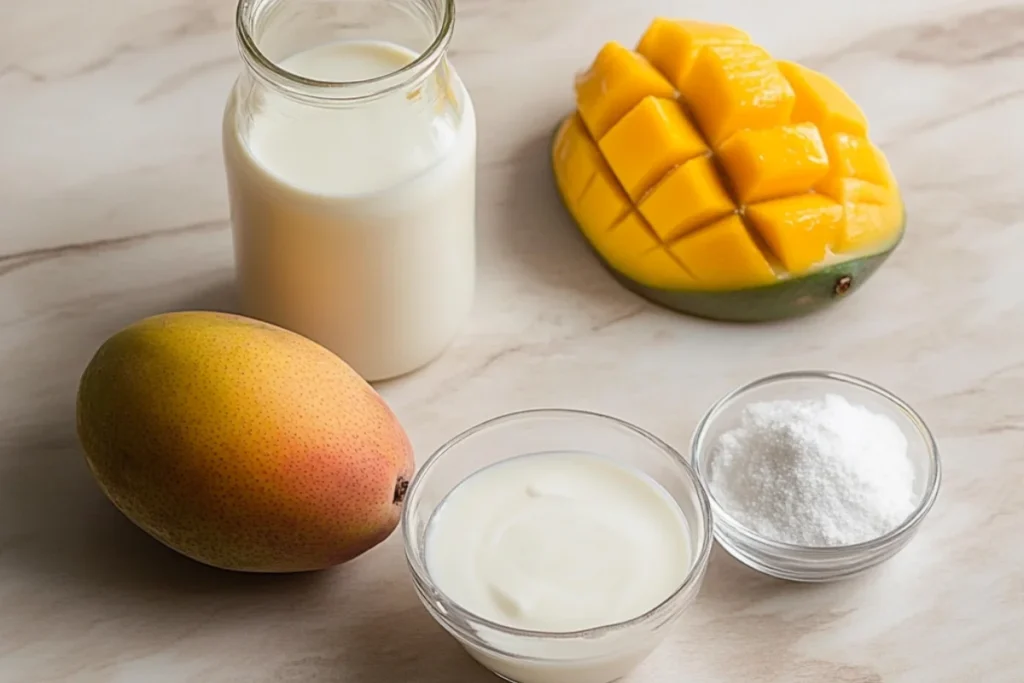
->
1;0;1022;680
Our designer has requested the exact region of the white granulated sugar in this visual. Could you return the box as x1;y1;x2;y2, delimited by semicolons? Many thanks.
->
707;393;917;547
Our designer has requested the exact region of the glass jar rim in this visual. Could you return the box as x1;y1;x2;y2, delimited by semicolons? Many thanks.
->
401;407;715;642
235;0;456;102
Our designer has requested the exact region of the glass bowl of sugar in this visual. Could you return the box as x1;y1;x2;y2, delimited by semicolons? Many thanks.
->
691;370;941;582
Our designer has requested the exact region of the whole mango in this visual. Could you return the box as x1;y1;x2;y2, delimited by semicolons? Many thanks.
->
75;311;415;572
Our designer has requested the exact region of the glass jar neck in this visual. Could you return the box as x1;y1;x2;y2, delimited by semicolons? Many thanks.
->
234;0;455;104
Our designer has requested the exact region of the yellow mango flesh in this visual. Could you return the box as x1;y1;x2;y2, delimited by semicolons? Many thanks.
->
575;42;676;139
640;156;735;241
717;123;830;203
746;196;843;273
669;215;776;288
680;43;796;147
76;312;416;573
552;114;601;203
599;96;707;200
637;19;751;89
553;17;903;290
778;61;868;137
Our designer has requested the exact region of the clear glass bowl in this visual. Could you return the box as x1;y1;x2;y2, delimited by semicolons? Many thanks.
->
401;409;713;683
691;370;942;583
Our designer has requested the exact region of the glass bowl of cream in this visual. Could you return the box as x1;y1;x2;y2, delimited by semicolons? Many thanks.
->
401;408;713;683
691;370;942;583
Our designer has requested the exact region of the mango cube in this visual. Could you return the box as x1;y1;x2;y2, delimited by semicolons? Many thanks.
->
669;215;776;288
574;160;631;238
778;61;868;137
717;123;830;203
679;43;795;146
839;200;904;253
746;195;843;273
815;176;891;205
600;212;660;257
636;248;699;288
822;133;895;187
597;213;698;289
553;115;601;203
639;156;736;241
598;96;708;201
575;42;676;140
637;19;750;89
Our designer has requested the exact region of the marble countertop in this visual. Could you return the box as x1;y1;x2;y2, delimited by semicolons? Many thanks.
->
2;0;1022;680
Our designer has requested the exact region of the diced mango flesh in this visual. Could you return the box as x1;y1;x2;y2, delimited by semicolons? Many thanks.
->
778;61;868;137
717;123;830;203
680;43;795;147
639;156;735;241
637;19;750;89
553;17;903;292
746;195;843;273
669;216;777;289
596;213;699;289
599;212;660;259
575;42;676;140
552;115;601;203
840;199;905;253
822;133;895;187
816;176;892;205
573;157;630;239
599;96;708;200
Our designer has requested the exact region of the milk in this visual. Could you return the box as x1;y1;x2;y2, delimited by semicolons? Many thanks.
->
223;40;476;381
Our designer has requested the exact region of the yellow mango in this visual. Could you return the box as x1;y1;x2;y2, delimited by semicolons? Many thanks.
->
76;312;415;573
815;176;892;205
555;16;904;312
839;199;904;253
778;61;868;137
553;115;601;203
717;123;830;203
746;195;843;273
635;248;700;289
639;155;736;241
679;43;795;146
574;159;631;238
669;215;777;288
598;212;661;260
822;133;895;187
637;18;750;89
598;96;708;200
596;213;698;289
575;42;676;139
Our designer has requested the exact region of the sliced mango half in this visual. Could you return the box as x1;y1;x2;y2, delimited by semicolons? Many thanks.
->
553;18;904;321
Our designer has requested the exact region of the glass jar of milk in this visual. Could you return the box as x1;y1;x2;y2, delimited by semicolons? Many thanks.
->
223;0;476;381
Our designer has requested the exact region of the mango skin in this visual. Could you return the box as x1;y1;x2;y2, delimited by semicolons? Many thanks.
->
76;311;415;573
601;240;901;322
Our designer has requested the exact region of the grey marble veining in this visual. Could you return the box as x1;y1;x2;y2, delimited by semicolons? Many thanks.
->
1;0;1022;681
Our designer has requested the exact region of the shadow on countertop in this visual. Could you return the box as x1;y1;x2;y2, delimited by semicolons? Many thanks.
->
487;126;646;309
333;580;493;683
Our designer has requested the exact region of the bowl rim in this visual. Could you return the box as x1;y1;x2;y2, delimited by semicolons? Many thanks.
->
690;369;942;556
401;407;714;641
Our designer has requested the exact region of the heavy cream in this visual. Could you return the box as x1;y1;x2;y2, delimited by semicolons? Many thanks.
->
224;40;476;381
424;451;692;683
